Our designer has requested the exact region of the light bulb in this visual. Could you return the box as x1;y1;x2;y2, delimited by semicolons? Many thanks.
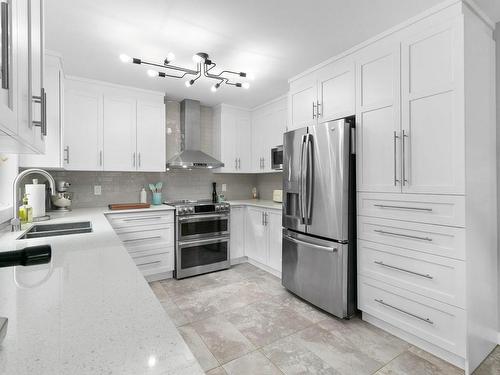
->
147;69;158;77
211;83;220;92
242;82;250;89
166;52;175;62
119;54;132;63
192;54;203;64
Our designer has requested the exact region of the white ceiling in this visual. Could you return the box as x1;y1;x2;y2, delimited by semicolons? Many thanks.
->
45;0;500;109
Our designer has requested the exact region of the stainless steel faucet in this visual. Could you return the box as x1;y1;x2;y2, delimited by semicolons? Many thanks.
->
11;169;56;231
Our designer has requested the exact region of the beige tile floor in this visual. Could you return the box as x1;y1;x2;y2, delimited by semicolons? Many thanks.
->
149;263;500;375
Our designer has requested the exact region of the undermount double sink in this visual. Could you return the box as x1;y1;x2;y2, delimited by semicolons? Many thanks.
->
17;221;93;240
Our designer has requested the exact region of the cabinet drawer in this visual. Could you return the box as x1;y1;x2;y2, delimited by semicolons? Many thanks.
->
358;276;466;356
114;222;174;235
357;193;465;227
133;251;173;275
357;216;465;260
107;210;174;229
358;240;465;307
117;227;174;246
127;243;174;259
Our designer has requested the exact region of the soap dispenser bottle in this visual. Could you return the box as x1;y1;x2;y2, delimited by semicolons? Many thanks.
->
140;188;147;204
19;194;33;224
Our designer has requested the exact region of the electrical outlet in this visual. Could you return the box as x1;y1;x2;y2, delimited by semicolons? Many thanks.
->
221;184;227;192
94;185;102;195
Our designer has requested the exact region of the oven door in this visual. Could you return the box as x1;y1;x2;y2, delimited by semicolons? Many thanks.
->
176;236;230;279
177;213;229;241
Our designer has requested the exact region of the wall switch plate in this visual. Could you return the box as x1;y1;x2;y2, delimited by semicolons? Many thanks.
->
221;184;227;192
94;185;102;195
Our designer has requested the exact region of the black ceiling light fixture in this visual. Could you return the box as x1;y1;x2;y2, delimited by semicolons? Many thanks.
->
119;52;254;92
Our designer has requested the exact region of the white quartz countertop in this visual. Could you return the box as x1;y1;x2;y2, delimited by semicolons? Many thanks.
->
228;199;282;210
0;206;202;375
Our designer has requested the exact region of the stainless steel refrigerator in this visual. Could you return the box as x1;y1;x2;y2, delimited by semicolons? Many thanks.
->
282;117;356;318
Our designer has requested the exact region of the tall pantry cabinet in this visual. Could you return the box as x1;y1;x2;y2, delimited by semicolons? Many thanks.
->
288;1;496;374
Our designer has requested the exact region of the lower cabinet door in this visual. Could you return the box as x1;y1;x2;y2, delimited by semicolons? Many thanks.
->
230;206;245;260
245;207;267;264
267;210;282;273
358;276;466;356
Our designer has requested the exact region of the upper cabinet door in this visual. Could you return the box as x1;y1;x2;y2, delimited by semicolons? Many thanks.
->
103;94;137;171
401;20;464;195
136;99;165;172
317;59;355;122
219;110;237;173
356;40;402;193
251;112;267;172
0;0;18;134
64;87;103;170
236;113;251;172
288;74;317;131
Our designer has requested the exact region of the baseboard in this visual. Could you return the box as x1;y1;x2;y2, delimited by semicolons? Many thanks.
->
362;312;466;371
246;257;281;278
230;256;248;265
145;271;173;282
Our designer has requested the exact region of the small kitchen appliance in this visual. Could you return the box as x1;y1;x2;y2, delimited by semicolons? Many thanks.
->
50;180;72;211
272;189;283;203
271;145;283;170
164;199;230;279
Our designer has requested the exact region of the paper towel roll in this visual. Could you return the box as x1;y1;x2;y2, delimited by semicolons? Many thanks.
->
25;184;46;217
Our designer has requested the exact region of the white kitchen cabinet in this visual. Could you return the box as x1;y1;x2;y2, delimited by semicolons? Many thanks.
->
64;81;103;171
266;210;282;273
213;104;251;173
136;100;166;172
0;0;19;135
64;78;165;172
245;207;267;264
0;0;45;154
401;20;464;195
20;53;63;168
106;209;175;280
103;94;136;171
355;40;401;193
251;96;287;172
288;57;355;131
244;206;282;274
230;205;245;260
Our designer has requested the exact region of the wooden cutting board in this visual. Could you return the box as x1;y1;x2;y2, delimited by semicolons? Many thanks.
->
108;203;151;210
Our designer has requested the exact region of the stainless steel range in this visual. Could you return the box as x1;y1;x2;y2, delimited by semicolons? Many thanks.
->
165;199;230;279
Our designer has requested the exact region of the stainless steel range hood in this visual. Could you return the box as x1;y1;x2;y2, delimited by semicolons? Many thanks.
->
166;99;224;169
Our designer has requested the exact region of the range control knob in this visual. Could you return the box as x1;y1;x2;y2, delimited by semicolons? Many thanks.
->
215;205;220;211
188;207;194;213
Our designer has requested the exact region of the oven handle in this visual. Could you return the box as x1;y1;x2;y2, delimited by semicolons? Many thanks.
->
178;213;229;222
178;236;230;246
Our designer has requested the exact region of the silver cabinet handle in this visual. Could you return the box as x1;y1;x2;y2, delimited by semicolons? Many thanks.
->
123;216;163;222
261;157;265;169
393;131;399;186
32;88;47;135
375;299;433;325
138;152;141;168
264;212;268;226
1;2;9;90
374;261;433;279
316;100;322;118
374;229;433;242
402;130;408;186
261;211;264;225
64;146;70;164
123;235;162;243
312;102;317;119
136;260;161;267
132;152;136;167
374;204;432;212
234;158;237;169
238;157;241;170
99;150;103;166
284;234;337;252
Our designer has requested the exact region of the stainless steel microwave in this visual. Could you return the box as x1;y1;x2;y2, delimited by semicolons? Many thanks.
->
271;145;283;170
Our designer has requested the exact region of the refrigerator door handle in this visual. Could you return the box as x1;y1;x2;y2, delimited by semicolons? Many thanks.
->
299;134;306;224
305;134;313;224
283;234;337;252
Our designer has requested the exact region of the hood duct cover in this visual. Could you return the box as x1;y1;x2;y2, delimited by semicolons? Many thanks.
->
166;99;224;169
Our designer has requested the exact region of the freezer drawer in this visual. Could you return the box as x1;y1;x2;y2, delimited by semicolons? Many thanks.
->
282;229;355;318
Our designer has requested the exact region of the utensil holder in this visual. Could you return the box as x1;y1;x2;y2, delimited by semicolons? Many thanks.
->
152;192;162;205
